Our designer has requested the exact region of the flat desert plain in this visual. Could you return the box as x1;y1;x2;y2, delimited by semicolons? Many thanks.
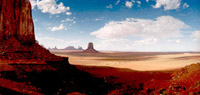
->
51;50;200;71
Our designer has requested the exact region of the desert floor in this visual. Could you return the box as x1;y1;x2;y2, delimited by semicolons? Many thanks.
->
51;50;200;71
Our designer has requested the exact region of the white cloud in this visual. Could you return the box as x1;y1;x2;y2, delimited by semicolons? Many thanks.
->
94;19;101;21
183;3;189;9
136;1;141;7
192;31;200;50
49;24;65;31
61;17;76;23
62;18;73;22
152;0;181;10
66;12;72;15
36;36;81;49
137;1;141;5
176;40;180;43
30;0;37;9
106;4;113;9
95;38;130;51
30;0;70;15
125;1;133;8
192;31;200;40
167;39;181;43
93;18;103;21
125;0;142;8
91;16;188;40
91;16;189;51
146;0;149;3
133;38;158;46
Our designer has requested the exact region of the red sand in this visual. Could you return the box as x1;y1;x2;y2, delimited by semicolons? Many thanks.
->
75;65;173;85
0;78;42;95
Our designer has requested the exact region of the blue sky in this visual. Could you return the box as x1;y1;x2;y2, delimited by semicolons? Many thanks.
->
30;0;200;51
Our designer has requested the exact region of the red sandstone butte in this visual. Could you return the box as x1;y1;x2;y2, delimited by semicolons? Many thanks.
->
0;0;62;62
83;42;99;53
0;0;35;45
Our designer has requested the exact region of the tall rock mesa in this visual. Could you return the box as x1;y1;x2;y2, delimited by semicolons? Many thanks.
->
0;0;35;45
0;0;63;62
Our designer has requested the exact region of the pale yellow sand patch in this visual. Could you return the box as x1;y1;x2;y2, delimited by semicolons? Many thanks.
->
56;53;200;71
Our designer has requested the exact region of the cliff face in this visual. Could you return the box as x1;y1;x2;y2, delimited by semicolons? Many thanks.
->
0;1;109;95
0;0;62;62
0;0;35;45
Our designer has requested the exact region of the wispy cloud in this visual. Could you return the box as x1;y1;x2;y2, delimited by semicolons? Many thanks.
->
49;24;65;31
192;31;200;50
115;0;120;5
91;16;189;50
66;12;72;15
152;0;181;10
192;31;200;40
61;17;76;24
106;4;113;9
125;1;133;8
30;0;70;15
125;0;142;8
136;1;141;7
91;16;188;39
183;3;189;9
133;38;158;46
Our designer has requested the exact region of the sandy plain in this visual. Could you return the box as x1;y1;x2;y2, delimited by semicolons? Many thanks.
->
51;50;200;71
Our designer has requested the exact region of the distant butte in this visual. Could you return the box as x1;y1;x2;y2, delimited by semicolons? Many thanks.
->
83;42;99;53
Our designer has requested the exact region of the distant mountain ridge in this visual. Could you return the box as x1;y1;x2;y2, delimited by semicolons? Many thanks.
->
49;46;83;50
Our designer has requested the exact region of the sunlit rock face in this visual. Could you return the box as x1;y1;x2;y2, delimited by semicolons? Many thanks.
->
0;0;62;62
0;0;35;45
